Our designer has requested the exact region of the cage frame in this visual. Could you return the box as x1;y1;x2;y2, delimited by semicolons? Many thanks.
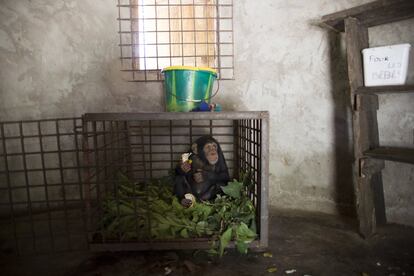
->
0;111;269;254
82;111;269;251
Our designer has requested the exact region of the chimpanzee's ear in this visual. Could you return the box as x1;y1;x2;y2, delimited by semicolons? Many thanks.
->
191;143;198;154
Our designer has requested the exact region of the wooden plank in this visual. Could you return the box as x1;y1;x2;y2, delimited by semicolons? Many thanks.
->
360;158;385;178
345;18;372;155
345;18;385;238
355;85;414;95
345;18;368;95
321;0;414;32
353;110;381;157
356;94;379;111
356;177;376;238
372;172;386;225
359;158;386;226
364;147;414;164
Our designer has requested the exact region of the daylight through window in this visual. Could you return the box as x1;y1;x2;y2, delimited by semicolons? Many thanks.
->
117;0;234;81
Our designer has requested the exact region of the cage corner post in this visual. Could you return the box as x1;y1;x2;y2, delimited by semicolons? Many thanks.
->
81;115;93;244
259;111;269;249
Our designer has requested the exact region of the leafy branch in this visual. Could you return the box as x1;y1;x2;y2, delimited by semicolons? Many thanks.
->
100;171;257;256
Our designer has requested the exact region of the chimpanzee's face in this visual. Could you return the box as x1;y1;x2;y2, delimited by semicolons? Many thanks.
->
203;142;218;165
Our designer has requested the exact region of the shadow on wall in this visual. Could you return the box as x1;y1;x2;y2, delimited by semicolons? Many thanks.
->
327;31;357;219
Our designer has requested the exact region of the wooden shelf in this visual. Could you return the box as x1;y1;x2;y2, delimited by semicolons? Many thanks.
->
321;0;414;238
364;147;414;164
321;0;414;32
355;85;414;95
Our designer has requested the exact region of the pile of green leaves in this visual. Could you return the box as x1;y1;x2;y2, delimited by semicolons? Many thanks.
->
100;172;257;256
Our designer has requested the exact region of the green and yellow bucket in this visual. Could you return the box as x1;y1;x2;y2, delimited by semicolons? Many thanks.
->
162;66;218;112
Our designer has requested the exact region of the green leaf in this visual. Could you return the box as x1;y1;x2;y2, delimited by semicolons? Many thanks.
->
102;172;258;257
157;223;170;231
219;227;233;256
171;197;182;210
236;240;249;254
180;228;189;238
250;219;257;234
151;212;169;225
117;171;132;186
206;248;218;256
236;222;256;241
267;267;277;273
221;180;243;199
263;252;273;258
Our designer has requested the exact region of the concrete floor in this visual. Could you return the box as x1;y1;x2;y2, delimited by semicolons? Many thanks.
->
2;209;414;276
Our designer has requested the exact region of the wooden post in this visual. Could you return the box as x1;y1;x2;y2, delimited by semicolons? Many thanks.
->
345;18;385;237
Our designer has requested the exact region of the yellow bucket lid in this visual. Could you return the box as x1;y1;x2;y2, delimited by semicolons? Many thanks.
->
162;66;217;76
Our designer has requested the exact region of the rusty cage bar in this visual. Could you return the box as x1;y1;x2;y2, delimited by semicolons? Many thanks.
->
82;112;269;251
0;112;269;254
0;118;88;255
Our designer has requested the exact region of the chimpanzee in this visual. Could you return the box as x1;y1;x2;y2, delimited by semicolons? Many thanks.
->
174;135;229;207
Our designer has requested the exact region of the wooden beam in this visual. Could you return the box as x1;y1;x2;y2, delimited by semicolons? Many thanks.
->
322;0;414;32
355;177;376;237
345;18;385;238
356;94;379;112
355;85;414;95
359;158;385;178
345;18;368;94
364;147;414;164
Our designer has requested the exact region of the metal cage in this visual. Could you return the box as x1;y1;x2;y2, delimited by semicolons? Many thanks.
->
0;112;268;254
0;118;87;255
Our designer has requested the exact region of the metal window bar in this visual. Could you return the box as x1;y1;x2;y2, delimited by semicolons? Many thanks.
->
117;0;234;81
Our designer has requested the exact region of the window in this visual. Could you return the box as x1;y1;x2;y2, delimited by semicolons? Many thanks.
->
117;0;234;81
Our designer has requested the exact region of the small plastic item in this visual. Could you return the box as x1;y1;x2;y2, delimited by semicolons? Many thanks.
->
191;101;211;112
209;103;222;112
362;43;411;86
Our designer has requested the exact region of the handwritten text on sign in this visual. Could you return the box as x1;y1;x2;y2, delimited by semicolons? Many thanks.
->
369;55;402;80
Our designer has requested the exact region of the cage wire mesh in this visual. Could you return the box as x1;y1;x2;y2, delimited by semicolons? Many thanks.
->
0;118;88;255
117;0;234;81
0;112;268;254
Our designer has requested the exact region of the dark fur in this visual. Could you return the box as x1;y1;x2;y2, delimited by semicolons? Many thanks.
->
174;136;229;202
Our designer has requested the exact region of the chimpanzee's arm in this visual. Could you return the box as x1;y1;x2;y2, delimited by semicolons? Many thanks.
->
203;164;229;186
173;175;192;199
199;168;229;201
175;162;191;176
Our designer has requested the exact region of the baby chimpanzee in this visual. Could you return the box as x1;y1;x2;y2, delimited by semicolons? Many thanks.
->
174;136;229;207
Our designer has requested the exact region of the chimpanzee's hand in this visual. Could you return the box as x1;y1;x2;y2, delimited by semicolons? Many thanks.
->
193;169;204;183
180;161;191;173
181;198;193;208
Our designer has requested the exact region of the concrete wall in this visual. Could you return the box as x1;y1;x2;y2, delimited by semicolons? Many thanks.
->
1;0;413;225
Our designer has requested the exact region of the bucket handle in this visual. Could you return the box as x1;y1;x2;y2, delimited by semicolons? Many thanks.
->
167;79;220;103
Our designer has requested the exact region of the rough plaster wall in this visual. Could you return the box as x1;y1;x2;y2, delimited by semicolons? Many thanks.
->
228;0;368;217
0;0;164;119
0;0;413;225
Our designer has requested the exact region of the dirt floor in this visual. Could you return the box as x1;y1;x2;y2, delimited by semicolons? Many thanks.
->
2;209;414;276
